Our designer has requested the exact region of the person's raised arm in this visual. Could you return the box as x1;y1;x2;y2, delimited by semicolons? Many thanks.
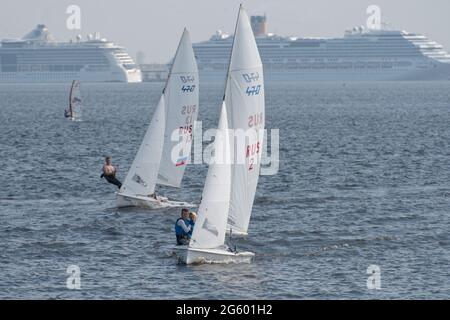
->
177;220;191;233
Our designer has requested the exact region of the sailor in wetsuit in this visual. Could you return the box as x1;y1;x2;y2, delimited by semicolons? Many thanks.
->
101;156;122;189
175;208;191;245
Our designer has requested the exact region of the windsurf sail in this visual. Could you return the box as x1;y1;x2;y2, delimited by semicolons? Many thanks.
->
68;80;82;119
225;6;265;234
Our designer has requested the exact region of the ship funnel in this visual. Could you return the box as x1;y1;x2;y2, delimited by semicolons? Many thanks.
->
250;15;267;36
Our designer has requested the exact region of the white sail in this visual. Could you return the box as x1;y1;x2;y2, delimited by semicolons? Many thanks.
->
119;95;166;196
225;7;265;234
157;29;199;188
190;102;231;249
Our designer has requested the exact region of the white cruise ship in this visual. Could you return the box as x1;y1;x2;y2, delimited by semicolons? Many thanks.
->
193;16;450;81
0;24;142;83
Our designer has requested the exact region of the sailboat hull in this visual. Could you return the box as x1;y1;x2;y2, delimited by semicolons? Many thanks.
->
173;246;254;265
116;192;196;209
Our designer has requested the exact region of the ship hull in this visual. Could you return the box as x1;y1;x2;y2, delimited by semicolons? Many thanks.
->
0;69;142;83
198;62;450;83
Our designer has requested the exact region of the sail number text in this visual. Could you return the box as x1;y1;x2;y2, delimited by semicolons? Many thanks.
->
246;85;261;96
179;104;196;142
182;85;196;93
242;72;262;96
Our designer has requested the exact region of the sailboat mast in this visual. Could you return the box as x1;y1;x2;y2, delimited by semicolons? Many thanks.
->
68;80;75;118
162;28;187;94
222;4;242;101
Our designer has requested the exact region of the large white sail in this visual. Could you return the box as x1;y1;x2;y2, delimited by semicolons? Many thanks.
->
225;7;265;234
190;103;231;249
119;95;166;196
157;29;199;188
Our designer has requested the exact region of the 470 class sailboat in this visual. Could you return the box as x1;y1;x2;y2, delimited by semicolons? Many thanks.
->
116;29;199;209
174;5;264;264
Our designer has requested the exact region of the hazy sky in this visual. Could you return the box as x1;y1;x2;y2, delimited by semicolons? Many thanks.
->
1;0;449;63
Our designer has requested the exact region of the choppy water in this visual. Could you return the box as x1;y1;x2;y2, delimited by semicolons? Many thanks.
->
1;81;449;299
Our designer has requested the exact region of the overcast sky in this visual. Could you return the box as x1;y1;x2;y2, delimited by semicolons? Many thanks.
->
1;0;449;63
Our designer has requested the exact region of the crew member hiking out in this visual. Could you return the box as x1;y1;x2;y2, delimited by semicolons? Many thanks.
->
101;156;122;189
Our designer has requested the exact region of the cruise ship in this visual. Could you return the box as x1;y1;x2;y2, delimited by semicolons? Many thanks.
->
0;24;141;83
193;16;450;81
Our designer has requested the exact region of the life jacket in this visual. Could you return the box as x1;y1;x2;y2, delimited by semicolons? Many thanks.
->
175;218;189;236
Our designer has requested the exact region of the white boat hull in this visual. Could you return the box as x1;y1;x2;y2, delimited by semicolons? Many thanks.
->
116;192;196;209
173;245;254;265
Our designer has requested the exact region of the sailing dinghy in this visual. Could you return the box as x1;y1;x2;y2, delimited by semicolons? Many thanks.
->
65;80;82;121
173;102;254;264
173;6;262;264
116;29;199;209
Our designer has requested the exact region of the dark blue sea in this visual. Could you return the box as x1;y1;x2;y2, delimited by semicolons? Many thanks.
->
1;81;449;299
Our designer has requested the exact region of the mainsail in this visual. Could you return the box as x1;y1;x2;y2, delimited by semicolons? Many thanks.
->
225;7;265;234
119;29;198;198
190;103;231;249
157;29;199;188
